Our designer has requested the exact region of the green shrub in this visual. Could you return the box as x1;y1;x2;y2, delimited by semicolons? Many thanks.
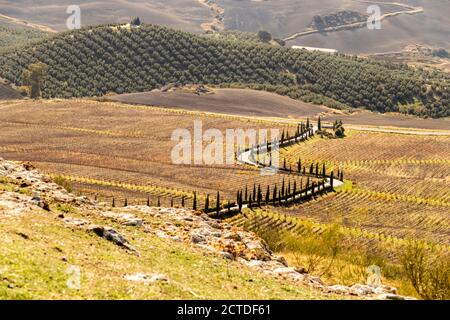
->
53;176;73;193
401;241;450;300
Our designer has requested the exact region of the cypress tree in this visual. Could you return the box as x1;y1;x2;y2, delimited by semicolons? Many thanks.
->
204;194;210;213
147;196;150;207
252;184;257;202
283;158;286;170
258;185;262;204
306;118;310;129
157;197;161;207
238;191;243;212
273;185;277;205
303;167;306;175
322;163;326;177
124;198;128;207
293;180;297;199
265;185;270;203
318;116;322;131
278;190;282;206
244;186;248;202
340;170;344;181
309;163;314;174
170;198;174;207
216;191;220;216
193;192;197;210
330;171;334;189
181;196;185;207
281;178;285;197
298;159;301;173
112;197;115;208
257;184;262;207
315;163;319;177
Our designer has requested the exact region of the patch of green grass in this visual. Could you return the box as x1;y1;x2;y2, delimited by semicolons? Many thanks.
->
0;209;343;300
0;179;32;196
56;203;75;214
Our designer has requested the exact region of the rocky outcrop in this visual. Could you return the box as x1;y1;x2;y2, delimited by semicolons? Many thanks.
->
0;157;415;299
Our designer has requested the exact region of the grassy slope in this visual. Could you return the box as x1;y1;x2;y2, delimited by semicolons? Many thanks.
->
0;180;338;300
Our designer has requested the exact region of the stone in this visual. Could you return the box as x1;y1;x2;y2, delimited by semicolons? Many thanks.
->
246;260;265;268
220;251;234;260
89;225;139;255
224;232;241;241
63;217;88;227
273;255;289;267
350;284;375;296
273;267;298;275
190;233;207;244
124;273;169;284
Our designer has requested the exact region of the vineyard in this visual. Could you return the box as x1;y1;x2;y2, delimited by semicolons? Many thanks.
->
0;24;448;117
0;97;448;299
273;129;450;246
0;99;322;210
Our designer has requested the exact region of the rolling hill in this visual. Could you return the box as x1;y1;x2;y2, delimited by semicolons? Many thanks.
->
0;0;210;32
0;18;49;53
0;24;448;117
1;0;448;54
0;83;22;100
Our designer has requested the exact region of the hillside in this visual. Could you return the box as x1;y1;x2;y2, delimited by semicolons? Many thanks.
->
1;157;415;299
0;0;210;32
109;87;332;118
0;83;22;100
0;23;48;54
0;24;448;118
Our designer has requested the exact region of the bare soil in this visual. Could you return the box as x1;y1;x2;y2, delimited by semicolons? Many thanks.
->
109;88;332;118
0;84;22;100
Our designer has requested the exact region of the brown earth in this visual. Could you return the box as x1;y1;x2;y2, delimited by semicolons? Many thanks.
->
0;83;22;100
109;88;333;118
322;110;450;131
110;88;450;131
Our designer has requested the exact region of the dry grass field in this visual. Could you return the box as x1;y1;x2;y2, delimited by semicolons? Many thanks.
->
1;0;448;54
0;99;315;208
0;0;211;32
